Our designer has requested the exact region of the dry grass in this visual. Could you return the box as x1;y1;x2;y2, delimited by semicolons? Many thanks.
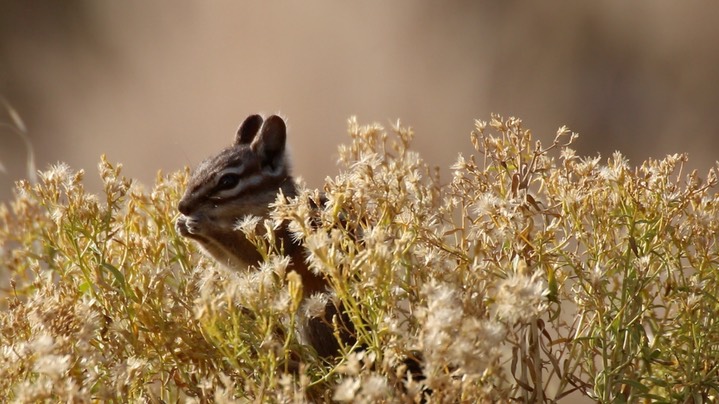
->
1;115;719;402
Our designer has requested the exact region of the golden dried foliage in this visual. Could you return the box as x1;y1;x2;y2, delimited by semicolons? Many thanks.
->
1;115;719;402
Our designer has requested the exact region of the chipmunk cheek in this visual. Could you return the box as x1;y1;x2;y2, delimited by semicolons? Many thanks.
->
175;217;189;236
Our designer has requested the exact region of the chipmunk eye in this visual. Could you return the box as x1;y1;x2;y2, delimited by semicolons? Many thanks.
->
215;173;241;191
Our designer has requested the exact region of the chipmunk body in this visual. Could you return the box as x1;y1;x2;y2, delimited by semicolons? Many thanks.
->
176;114;341;357
177;114;426;389
176;114;327;295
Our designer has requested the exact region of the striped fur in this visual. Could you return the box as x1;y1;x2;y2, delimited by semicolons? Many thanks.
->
176;114;351;359
177;115;297;268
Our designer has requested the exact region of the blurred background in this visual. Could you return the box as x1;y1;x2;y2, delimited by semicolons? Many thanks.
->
1;1;719;201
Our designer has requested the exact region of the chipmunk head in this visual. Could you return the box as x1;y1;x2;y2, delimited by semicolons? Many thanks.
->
176;114;297;267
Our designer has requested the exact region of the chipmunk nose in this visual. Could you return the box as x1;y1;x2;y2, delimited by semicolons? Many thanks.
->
178;198;192;215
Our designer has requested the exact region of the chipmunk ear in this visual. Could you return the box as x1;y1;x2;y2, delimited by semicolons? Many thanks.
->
252;115;287;168
235;114;264;145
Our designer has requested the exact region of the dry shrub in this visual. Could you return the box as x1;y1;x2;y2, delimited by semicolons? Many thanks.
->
1;115;718;402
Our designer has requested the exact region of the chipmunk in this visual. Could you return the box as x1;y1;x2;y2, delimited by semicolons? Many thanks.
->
177;114;427;400
176;114;347;358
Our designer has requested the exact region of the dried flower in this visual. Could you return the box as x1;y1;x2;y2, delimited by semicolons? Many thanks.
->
494;271;548;324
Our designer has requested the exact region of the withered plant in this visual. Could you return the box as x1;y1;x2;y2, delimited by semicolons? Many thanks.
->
1;115;718;402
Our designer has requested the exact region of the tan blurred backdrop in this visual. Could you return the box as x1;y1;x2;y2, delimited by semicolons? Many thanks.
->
1;1;719;201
